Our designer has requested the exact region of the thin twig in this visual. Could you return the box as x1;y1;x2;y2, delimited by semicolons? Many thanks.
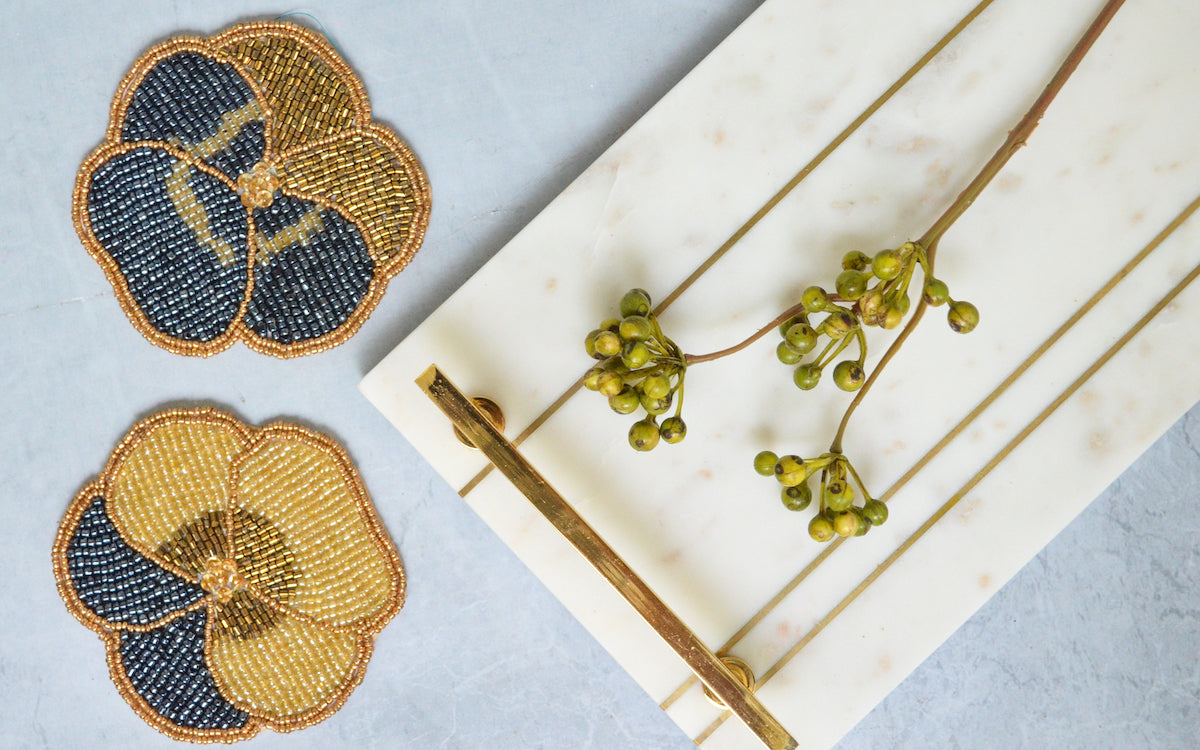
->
832;0;1126;450
685;302;807;365
919;0;1126;248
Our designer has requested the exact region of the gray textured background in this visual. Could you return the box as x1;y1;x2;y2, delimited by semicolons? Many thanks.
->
1;2;1197;748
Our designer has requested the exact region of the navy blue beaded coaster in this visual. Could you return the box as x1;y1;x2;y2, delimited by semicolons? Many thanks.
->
74;22;431;357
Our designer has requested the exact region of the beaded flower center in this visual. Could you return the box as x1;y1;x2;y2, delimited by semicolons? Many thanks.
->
237;161;280;209
200;556;244;603
155;508;299;638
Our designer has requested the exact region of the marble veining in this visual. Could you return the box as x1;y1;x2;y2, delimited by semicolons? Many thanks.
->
362;0;1200;747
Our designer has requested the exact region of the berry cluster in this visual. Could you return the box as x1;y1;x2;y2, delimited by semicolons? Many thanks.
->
779;242;978;393
843;242;978;335
774;290;867;393
753;450;888;542
583;289;688;451
581;248;978;541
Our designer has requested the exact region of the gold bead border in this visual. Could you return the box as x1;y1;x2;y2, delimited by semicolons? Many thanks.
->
51;406;406;742
72;22;432;359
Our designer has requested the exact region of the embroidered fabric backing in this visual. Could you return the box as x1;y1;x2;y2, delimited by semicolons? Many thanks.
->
52;408;406;742
74;23;431;357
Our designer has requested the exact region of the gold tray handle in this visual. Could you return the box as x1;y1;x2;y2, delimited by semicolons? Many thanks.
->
417;365;797;750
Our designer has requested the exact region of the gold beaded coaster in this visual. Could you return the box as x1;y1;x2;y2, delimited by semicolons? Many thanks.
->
73;22;431;357
52;407;405;742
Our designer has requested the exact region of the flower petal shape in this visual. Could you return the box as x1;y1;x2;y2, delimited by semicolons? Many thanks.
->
242;193;376;350
115;608;252;736
209;606;365;725
119;49;267;181
58;493;206;629
279;125;429;271
53;407;405;742
104;410;250;574
73;22;431;358
82;145;251;348
215;24;368;154
231;425;403;629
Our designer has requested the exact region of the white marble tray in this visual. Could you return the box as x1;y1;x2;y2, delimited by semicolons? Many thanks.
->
361;0;1200;747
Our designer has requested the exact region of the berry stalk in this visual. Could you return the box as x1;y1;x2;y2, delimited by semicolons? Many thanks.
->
830;0;1126;452
582;0;1127;541
684;302;808;366
918;0;1127;252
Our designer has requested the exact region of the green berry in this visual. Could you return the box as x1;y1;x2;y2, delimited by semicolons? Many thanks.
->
585;329;603;359
871;249;903;280
824;479;854;512
801;286;828;313
852;508;871;536
609;388;640;414
862;500;889;526
641;373;671;399
785;323;817;354
882;307;904;329
896;294;911;315
754;450;778;476
776;341;803;365
833;510;860;537
628;419;660;451
841;250;870;271
778;314;806;337
947;300;979;334
619;315;653;341
809;515;835;543
601;356;629;374
858;290;885;324
620;288;652;318
595;330;621;357
660;417;687;444
821;310;857;339
596;370;624;397
922;278;950;306
639;391;671;416
836;270;869;300
832;361;865;392
600;317;621;333
782;484;812;511
774;455;808;486
583;367;604;391
621;340;650;369
794;364;821;390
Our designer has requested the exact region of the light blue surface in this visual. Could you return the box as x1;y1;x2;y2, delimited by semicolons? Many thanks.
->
1;2;1196;748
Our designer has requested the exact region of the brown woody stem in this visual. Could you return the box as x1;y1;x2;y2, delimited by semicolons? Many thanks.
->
685;301;807;365
830;0;1125;452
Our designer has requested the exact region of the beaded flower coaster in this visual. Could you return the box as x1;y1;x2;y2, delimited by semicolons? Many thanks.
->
73;22;431;357
52;407;405;742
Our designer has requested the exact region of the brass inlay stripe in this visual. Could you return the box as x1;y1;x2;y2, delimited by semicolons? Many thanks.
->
419;367;797;750
657;538;846;710
653;0;996;314
661;191;1200;710
456;0;997;499
692;255;1200;745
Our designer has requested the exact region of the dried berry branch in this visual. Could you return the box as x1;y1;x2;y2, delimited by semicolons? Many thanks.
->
583;0;1126;542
